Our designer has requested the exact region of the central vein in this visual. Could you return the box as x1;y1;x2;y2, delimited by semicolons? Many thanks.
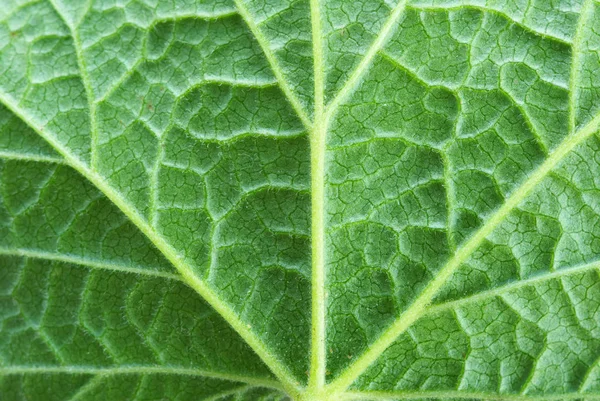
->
308;0;327;394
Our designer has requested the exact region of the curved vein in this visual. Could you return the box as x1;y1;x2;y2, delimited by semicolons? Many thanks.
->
0;366;283;390
0;247;183;282
323;3;599;395
408;4;571;46
233;0;312;130
325;107;600;397
0;92;303;400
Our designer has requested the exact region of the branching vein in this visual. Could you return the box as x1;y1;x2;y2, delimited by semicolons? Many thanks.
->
320;3;600;396
234;0;313;131
0;90;304;401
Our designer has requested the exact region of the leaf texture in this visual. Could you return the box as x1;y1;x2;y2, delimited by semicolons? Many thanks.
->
1;0;600;400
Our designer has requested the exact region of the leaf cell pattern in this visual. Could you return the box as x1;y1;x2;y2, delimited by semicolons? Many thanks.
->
1;0;600;400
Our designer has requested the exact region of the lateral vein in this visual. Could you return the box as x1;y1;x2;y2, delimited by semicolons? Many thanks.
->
341;390;600;401
325;0;409;120
0;247;184;282
0;91;303;400
0;366;283;390
324;109;600;397
234;0;313;131
47;0;97;169
425;259;600;316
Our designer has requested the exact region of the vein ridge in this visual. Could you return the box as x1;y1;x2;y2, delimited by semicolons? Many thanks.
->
307;0;327;394
324;106;600;398
0;247;183;281
0;91;303;400
0;365;283;390
324;0;409;121
233;0;313;130
322;0;600;390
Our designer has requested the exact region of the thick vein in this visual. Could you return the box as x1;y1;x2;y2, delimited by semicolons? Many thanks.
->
0;247;183;282
0;92;304;401
324;0;409;121
425;259;600;316
307;0;326;394
233;0;312;131
340;390;600;401
0;151;65;164
0;366;283;390
323;4;599;395
65;375;104;401
324;112;600;397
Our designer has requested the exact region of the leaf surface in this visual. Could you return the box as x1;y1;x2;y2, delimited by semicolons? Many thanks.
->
1;0;600;400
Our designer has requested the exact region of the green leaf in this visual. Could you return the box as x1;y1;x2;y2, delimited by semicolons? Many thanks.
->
1;0;600;400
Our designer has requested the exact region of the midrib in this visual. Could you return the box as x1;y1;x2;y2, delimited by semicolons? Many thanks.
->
307;0;327;394
4;1;600;400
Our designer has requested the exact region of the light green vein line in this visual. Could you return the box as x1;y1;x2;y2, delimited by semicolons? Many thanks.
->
47;0;97;169
425;260;600;316
341;390;600;401
408;4;571;46
0;92;303;401
582;354;600;392
0;248;183;282
569;0;595;134
66;375;104;401
0;151;65;164
0;366;283;390
323;5;600;394
324;109;600;397
307;0;326;394
324;0;408;121
233;0;312;131
203;385;252;401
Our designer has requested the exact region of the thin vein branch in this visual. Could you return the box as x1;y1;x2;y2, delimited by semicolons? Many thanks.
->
0;150;65;164
0;247;184;282
66;375;104;401
569;0;595;133
324;109;600;398
0;365;283;390
425;259;600;316
324;0;408;121
0;92;304;401
47;0;97;169
233;0;313;131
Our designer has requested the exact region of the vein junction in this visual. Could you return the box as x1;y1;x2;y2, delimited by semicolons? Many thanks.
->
1;1;600;400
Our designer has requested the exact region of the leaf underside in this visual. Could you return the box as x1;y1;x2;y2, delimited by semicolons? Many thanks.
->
1;0;600;400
